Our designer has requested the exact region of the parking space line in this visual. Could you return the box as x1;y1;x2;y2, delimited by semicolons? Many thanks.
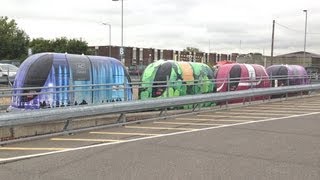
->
51;138;124;142
89;132;161;136
229;109;306;113
253;104;320;109
268;99;320;105
175;118;250;122
270;102;320;105
125;126;196;131
2;112;319;164
197;115;268;119
213;111;295;116
260;107;320;110
154;121;223;126
0;147;70;151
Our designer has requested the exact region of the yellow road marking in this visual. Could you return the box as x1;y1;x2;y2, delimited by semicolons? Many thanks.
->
261;106;320;110
213;111;295;116
261;103;320;107
175;118;250;122
51;138;124;142
248;105;320;110
229;109;305;113
90;132;161;136
197;115;267;119
154;121;223;126
0;147;69;151
125;126;196;131
269;102;320;105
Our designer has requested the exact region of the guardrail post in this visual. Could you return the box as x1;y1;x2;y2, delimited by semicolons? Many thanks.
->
226;74;230;108
159;108;168;116
192;103;199;112
63;119;71;131
250;72;253;103
118;113;126;124
9;127;14;140
286;75;290;99
269;73;272;101
124;78;127;101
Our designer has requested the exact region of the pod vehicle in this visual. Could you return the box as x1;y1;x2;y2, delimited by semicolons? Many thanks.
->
9;53;132;110
266;64;310;98
139;60;215;108
266;64;310;87
215;63;270;103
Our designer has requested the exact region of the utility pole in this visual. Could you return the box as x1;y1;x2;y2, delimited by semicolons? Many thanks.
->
303;10;308;67
271;20;275;65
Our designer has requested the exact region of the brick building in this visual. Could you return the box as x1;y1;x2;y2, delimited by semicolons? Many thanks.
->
89;45;239;68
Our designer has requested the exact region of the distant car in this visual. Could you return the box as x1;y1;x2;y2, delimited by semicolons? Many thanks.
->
0;60;21;67
0;63;19;84
0;63;18;77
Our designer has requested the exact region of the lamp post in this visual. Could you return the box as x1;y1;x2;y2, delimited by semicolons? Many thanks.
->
102;22;112;57
303;9;308;66
112;0;124;64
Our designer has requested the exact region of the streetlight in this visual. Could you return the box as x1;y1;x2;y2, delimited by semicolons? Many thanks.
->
102;22;112;57
112;0;124;65
303;9;308;66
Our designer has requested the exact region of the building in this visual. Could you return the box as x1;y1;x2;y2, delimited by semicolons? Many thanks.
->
236;51;320;68
272;51;320;67
89;45;238;68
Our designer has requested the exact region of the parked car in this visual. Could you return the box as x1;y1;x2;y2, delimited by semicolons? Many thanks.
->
0;63;19;84
0;60;21;67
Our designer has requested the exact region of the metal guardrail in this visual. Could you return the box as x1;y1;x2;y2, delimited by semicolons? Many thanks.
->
0;84;318;127
0;74;311;99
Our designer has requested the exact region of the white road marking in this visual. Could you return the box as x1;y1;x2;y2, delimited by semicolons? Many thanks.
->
1;112;319;164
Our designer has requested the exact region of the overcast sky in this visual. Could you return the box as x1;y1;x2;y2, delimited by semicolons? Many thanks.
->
1;0;320;55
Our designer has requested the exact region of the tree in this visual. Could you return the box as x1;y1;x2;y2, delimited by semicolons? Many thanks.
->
29;38;53;54
66;38;88;54
29;37;89;55
0;16;29;60
183;47;201;53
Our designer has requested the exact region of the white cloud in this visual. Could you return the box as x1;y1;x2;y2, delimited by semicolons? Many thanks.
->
1;0;320;55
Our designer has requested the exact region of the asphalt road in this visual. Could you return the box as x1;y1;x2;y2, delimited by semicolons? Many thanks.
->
0;98;320;179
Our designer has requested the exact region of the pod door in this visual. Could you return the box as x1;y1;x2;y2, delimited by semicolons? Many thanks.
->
67;54;92;105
